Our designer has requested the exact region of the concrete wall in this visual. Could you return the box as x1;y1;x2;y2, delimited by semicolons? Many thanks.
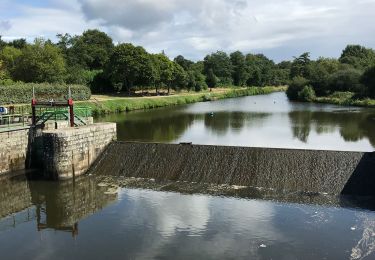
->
43;123;116;180
0;128;29;175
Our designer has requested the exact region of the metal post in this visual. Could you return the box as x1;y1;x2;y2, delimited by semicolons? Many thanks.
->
31;99;37;126
68;98;74;127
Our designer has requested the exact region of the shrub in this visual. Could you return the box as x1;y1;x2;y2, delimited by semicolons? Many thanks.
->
0;82;91;104
298;86;316;102
361;66;375;98
286;76;309;100
328;68;363;93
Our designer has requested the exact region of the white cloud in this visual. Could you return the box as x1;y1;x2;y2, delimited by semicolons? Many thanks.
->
2;0;375;61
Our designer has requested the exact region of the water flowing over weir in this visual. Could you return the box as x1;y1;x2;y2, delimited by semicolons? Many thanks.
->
88;142;375;196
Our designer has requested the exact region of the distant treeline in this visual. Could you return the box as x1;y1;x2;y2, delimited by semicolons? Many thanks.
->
0;29;374;99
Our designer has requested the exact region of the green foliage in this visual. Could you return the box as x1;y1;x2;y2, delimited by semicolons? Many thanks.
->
204;51;233;85
245;54;277;87
65;66;101;85
230;51;248;86
82;87;284;115
65;30;114;70
328;68;363;93
0;60;6;80
171;63;188;90
361;66;375;98
12;39;66;83
206;69;217;89
286;76;310;101
174;55;193;71
0;46;22;78
290;52;311;78
339;45;375;70
0;83;91;104
107;43;153;92
298;86;316;102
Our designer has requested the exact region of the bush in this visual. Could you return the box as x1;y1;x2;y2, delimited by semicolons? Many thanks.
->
286;76;309;100
298;86;316;102
361;66;375;98
328;68;363;93
0;82;91;104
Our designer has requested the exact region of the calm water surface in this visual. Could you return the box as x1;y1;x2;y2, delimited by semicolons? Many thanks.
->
98;92;375;151
1;93;375;259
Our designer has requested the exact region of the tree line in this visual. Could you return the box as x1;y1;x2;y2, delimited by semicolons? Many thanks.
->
0;29;374;99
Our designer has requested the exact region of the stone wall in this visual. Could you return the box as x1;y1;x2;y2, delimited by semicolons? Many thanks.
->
43;123;116;180
0;128;29;175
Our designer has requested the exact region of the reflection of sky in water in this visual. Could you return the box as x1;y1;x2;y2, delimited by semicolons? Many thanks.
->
1;188;375;259
99;92;375;151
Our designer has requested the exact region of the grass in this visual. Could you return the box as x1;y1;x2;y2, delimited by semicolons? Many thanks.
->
314;92;375;108
78;86;287;116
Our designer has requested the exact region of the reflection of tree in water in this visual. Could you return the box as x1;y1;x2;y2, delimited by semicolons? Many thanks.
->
204;112;270;136
288;111;313;143
289;111;375;146
112;111;196;142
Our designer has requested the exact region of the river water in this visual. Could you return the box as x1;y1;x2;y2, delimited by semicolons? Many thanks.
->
98;92;375;151
1;92;375;259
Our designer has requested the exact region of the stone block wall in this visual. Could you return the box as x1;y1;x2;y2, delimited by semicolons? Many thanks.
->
0;128;29;175
43;123;116;180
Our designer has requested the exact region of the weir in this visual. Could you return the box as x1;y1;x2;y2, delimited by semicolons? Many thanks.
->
89;142;375;196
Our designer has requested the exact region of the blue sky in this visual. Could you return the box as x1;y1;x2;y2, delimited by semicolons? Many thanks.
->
1;0;375;62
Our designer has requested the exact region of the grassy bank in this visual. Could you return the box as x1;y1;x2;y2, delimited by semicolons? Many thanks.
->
79;86;286;115
313;92;375;108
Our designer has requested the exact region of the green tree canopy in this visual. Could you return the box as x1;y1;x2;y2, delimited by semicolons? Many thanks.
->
230;51;248;86
290;52;311;78
204;51;233;85
206;68;217;90
68;29;114;70
0;46;22;78
12;39;66;83
107;43;153;93
174;55;194;71
339;45;375;70
361;66;375;98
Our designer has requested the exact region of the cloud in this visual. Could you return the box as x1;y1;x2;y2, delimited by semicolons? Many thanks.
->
2;0;375;61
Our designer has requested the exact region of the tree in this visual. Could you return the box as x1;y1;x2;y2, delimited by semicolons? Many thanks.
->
106;43;153;94
0;46;22;78
171;63;188;91
69;29;113;70
153;53;174;94
290;52;311;78
339;45;375;70
206;69;217;90
361;66;375;98
328;68;363;93
13;39;66;83
0;36;6;50
230;51;248;86
174;55;193;71
0;60;6;80
8;38;27;49
245;54;276;86
286;76;310;101
204;51;233;85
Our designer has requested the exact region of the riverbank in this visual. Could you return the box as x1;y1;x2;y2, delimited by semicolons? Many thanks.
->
314;92;375;108
80;86;286;115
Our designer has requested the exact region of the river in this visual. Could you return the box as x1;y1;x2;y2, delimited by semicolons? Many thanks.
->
98;92;375;151
0;92;375;259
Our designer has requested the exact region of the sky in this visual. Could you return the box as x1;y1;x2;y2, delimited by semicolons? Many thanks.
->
0;0;375;62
